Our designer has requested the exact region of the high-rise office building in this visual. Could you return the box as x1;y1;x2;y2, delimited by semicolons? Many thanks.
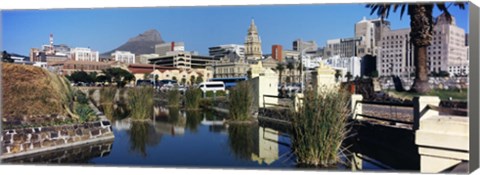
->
271;45;283;61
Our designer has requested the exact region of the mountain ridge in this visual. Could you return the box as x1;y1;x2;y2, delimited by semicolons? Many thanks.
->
102;29;164;57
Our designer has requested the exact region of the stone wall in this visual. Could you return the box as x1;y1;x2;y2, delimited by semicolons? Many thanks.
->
3;140;113;163
1;120;114;158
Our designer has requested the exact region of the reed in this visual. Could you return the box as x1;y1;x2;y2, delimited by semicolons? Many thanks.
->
228;81;253;121
290;88;350;167
100;87;117;119
184;87;202;109
166;88;181;107
128;86;154;120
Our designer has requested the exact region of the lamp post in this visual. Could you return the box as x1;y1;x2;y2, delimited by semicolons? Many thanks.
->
299;48;309;93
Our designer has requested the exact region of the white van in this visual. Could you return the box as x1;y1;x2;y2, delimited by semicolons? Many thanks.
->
197;81;225;92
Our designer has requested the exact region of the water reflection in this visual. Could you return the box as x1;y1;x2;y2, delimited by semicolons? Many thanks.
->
127;121;161;157
3;140;114;164
227;124;257;160
185;110;203;133
227;124;286;166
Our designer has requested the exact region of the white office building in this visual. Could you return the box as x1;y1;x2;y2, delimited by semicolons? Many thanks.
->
111;51;136;64
324;55;362;80
70;47;99;62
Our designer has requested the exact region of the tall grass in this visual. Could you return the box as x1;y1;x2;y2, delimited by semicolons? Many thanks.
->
229;81;253;121
290;88;350;167
100;87;117;119
128;86;154;120
184;87;202;109
167;88;181;107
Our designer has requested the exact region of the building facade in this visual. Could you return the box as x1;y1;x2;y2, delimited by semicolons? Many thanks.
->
111;51;136;64
245;19;262;59
271;45;283;61
136;54;160;64
324;56;362;81
209;44;245;60
149;51;216;69
70;47;99;62
324;37;362;58
155;42;185;56
377;13;469;77
62;60;113;75
293;39;318;53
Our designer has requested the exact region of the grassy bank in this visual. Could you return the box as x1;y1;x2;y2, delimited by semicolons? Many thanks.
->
128;86;154;120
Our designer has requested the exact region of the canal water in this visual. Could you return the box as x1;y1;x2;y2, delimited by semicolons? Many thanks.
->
3;106;419;171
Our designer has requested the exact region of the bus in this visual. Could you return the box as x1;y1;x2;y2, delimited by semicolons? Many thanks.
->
208;77;248;89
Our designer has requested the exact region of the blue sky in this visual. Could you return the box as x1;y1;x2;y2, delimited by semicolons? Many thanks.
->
2;3;469;56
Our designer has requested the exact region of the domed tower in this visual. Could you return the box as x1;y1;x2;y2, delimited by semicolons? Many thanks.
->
244;19;262;60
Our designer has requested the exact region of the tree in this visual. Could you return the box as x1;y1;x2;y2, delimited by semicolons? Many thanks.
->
102;68;135;87
345;72;353;82
181;78;187;85
195;75;204;84
335;70;342;82
367;2;466;93
88;72;98;83
439;70;450;77
2;51;13;63
143;73;150;80
287;61;295;83
70;71;90;83
190;75;196;85
370;70;379;78
276;63;285;85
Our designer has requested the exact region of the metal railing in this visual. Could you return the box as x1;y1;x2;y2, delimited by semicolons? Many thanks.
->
353;100;415;127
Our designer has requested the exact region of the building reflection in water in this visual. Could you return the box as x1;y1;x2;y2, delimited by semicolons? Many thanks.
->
227;124;282;165
251;127;279;165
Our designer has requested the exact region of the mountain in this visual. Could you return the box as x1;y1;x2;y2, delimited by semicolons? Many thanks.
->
102;29;164;57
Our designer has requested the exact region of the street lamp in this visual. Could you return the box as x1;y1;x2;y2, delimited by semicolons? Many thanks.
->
299;48;310;93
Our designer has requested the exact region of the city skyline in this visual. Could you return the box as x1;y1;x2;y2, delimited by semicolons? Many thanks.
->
2;3;469;56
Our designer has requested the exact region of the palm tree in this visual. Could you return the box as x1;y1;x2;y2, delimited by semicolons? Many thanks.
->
276;63;285;85
287;61;295;83
367;3;466;93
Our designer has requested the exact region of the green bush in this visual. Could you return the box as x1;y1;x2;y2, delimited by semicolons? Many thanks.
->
75;90;89;104
167;88;181;107
228;81;253;121
128;86;154;120
290;88;350;167
75;103;96;122
205;90;226;97
184;88;202;109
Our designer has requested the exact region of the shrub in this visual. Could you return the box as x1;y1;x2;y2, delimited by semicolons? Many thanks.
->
228;81;253;121
167;88;181;107
205;90;226;97
128;86;154;120
184;87;202;109
75;90;89;104
75;103;96;122
290;88;350;167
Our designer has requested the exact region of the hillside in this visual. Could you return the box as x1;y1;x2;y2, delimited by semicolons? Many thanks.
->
2;63;74;117
102;29;164;56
